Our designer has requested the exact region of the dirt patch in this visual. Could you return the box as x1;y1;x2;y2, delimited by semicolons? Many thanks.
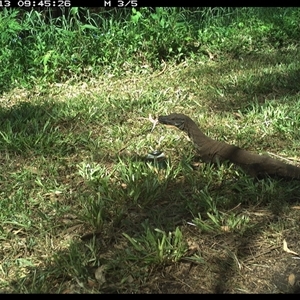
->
113;207;300;294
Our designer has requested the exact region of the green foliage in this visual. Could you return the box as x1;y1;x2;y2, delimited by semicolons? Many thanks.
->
193;211;250;234
126;7;196;62
0;9;30;91
2;7;300;93
123;221;188;266
116;159;169;206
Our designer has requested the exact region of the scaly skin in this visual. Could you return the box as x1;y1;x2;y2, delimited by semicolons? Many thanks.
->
158;113;300;180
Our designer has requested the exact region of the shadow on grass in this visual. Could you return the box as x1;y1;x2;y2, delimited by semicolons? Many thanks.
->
0;99;131;158
185;47;300;112
3;152;300;293
0;101;80;156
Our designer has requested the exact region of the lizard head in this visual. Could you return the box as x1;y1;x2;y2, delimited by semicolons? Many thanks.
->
158;113;188;131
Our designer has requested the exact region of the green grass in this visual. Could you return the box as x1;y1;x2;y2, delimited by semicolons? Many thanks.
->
1;7;300;293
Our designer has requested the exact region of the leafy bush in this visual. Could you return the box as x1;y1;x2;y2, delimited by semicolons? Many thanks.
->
1;7;300;93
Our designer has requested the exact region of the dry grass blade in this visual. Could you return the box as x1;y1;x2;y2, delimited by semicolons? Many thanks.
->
283;239;299;256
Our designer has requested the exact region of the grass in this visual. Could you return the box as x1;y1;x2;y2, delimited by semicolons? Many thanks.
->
1;7;300;293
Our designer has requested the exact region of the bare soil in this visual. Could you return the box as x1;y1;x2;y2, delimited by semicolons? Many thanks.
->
137;219;300;294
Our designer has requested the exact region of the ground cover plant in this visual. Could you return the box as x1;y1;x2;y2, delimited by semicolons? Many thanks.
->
1;7;300;293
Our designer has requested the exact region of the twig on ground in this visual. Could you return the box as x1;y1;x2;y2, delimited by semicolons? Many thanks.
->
267;151;300;165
